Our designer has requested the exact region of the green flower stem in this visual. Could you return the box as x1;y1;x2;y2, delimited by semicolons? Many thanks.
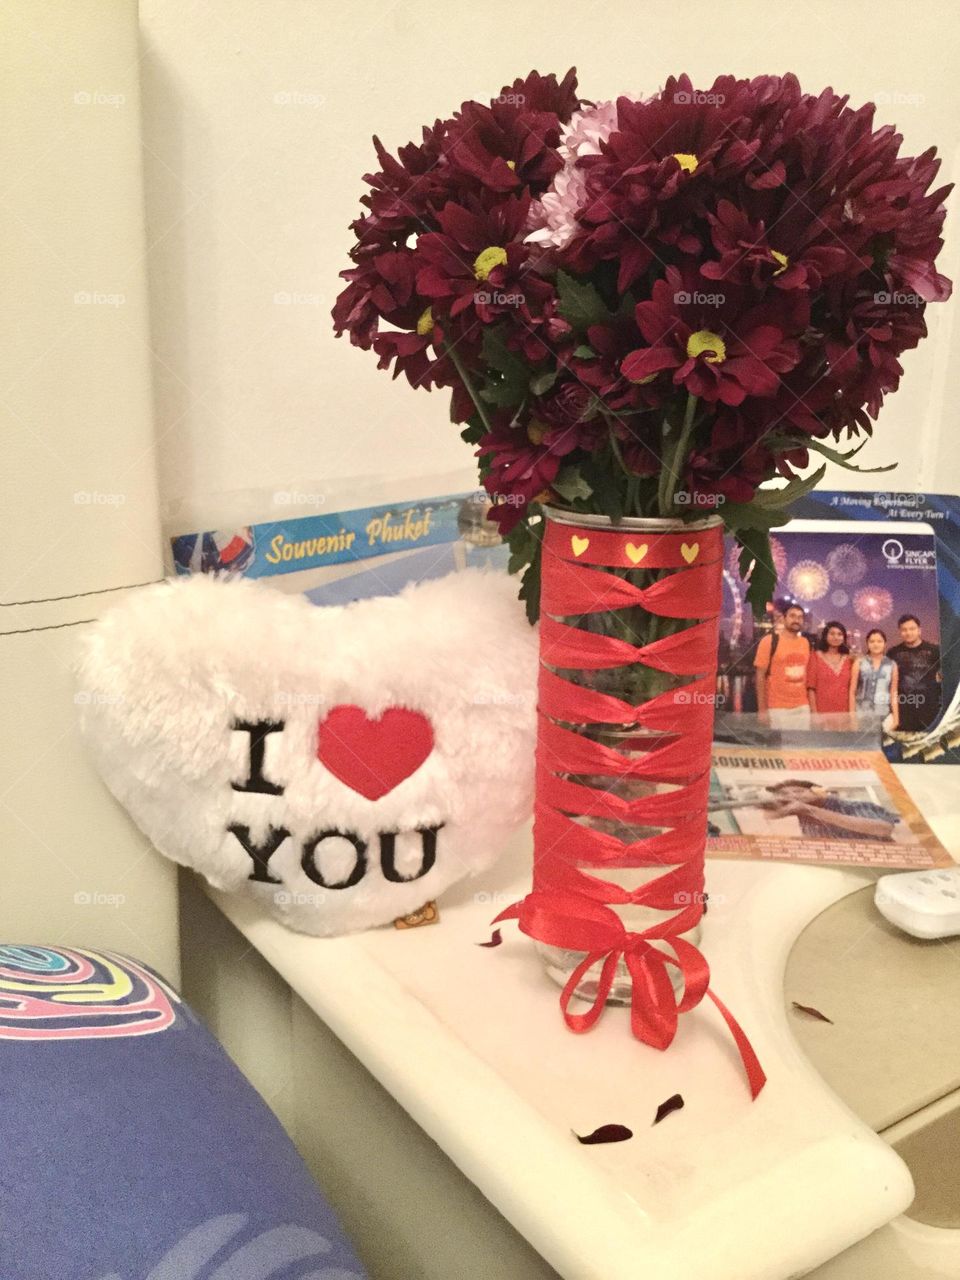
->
607;422;641;517
572;580;685;709
659;393;699;516
608;425;628;474
444;342;493;434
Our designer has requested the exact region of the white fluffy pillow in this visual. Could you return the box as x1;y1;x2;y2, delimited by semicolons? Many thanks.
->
77;571;537;936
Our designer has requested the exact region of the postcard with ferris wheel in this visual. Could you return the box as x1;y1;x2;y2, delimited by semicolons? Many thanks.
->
713;490;960;765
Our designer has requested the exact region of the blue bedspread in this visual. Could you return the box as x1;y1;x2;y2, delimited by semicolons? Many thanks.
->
0;945;367;1280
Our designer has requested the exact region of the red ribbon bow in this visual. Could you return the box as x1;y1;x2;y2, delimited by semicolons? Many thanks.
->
496;892;766;1098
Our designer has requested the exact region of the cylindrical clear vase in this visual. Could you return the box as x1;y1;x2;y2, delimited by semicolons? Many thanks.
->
533;508;722;1005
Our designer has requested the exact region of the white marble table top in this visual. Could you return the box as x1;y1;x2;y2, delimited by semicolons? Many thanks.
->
207;763;959;1280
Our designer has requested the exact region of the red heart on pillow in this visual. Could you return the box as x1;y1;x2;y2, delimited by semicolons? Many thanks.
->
316;705;434;800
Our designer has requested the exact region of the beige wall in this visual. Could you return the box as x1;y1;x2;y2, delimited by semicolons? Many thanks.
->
139;0;960;516
0;0;179;978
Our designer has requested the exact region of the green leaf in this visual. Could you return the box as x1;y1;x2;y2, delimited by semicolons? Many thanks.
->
615;291;637;318
530;368;558;397
735;527;778;619
505;518;536;577
506;542;529;575
555;270;611;332
480;380;526;407
581;451;625;522
480;326;522;374
551;465;594;503
459;417;486;446
479;326;529;408
721;501;792;533
506;523;543;624
751;464;827;509
768;434;896;474
573;344;597;359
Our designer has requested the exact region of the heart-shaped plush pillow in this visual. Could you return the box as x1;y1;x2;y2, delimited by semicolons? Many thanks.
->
77;571;538;936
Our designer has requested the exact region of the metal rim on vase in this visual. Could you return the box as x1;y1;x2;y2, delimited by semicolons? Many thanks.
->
543;505;723;534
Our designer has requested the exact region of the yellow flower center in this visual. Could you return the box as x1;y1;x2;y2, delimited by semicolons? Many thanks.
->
672;152;699;174
771;249;789;276
686;329;726;363
416;306;434;336
506;159;516;171
527;420;547;445
473;245;509;281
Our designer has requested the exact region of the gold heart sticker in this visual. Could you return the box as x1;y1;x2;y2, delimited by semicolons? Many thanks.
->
571;535;590;557
625;542;648;565
680;542;699;564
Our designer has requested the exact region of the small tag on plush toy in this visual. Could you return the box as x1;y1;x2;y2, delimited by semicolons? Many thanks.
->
393;901;440;930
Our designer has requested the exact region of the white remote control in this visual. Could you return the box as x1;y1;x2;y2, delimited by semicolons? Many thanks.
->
875;867;960;939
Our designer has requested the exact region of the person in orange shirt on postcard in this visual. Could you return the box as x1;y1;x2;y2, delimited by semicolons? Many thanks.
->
753;601;812;728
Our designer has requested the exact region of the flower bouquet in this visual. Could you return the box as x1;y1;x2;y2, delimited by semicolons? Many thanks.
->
333;71;950;1089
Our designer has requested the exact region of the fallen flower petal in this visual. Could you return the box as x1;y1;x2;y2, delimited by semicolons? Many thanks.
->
791;1001;834;1024
653;1094;685;1125
574;1123;634;1145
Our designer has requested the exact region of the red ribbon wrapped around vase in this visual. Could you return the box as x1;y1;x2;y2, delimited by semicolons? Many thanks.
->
496;511;766;1099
